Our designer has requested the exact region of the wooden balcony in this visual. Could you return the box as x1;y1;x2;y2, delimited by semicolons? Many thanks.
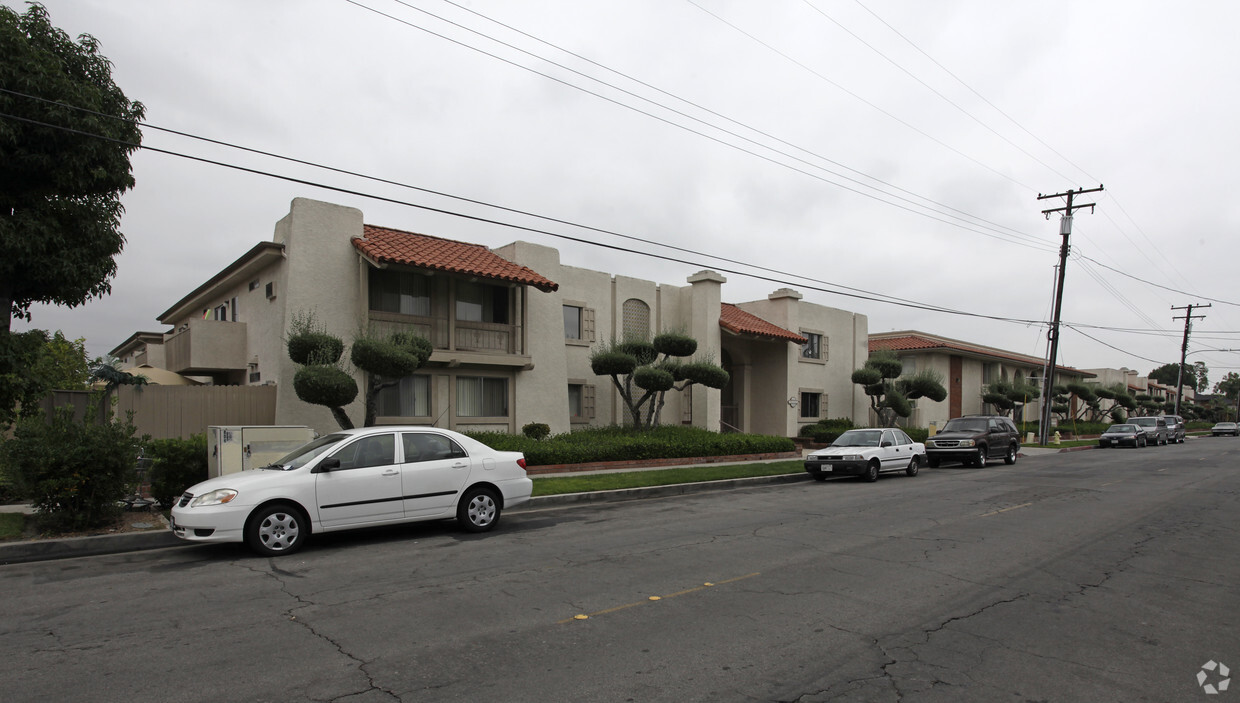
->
164;319;248;375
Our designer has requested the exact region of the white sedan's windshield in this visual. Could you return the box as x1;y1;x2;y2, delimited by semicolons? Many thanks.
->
832;430;883;447
269;434;347;470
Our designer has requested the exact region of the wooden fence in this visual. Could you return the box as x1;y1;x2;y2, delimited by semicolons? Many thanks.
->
36;385;277;440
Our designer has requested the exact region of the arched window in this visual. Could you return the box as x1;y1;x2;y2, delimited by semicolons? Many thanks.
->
622;298;650;340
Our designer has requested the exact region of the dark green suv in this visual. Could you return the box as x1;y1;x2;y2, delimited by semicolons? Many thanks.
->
924;415;1021;468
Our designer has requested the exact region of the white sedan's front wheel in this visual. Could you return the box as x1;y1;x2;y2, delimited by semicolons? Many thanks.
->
246;504;306;557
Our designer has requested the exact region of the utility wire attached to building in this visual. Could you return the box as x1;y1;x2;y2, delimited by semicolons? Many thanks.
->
1037;185;1104;445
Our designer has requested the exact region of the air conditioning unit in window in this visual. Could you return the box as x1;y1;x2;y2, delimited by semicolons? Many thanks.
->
265;282;276;299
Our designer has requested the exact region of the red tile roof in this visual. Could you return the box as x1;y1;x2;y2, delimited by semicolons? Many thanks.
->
720;304;807;343
870;332;1092;376
354;225;558;292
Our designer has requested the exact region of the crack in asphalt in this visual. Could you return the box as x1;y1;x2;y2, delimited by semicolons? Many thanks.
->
238;561;402;703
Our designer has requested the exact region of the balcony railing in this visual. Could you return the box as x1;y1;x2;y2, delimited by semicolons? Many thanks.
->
370;312;522;355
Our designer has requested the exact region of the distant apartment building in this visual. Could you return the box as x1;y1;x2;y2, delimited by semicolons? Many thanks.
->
869;331;1096;429
114;198;869;437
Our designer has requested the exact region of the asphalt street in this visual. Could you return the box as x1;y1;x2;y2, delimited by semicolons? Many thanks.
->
1;439;1236;702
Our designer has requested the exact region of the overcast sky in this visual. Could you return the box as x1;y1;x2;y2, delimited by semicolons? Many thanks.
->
11;0;1240;386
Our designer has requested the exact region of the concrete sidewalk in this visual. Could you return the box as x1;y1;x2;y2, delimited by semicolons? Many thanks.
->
0;446;1077;565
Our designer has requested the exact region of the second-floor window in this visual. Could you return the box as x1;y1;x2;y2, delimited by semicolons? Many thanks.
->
564;305;582;339
456;281;509;324
370;269;431;316
801;332;822;360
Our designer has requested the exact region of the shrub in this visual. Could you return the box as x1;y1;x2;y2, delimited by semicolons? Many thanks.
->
466;425;795;466
521;423;551;441
2;407;141;533
144;434;209;507
798;417;855;444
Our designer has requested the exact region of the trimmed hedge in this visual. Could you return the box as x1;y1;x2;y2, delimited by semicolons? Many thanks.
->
465;425;795;466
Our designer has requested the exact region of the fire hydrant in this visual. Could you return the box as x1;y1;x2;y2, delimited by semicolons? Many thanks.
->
1053;430;1062;445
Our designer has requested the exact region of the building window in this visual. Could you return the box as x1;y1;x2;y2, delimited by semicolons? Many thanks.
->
376;375;431;417
800;391;822;419
456;281;509;323
801;332;822;360
369;269;431;316
622;298;650;340
457;376;508;417
564;305;582;339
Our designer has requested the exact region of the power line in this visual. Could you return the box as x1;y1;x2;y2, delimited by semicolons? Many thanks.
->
433;0;1035;243
4;95;1222;362
0;87;1044;315
0;107;1052;327
849;0;1101;186
344;0;1052;251
680;0;1039;192
798;0;1079;184
1065;324;1163;365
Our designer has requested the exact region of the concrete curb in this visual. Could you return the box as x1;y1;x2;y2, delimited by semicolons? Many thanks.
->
0;529;185;565
0;472;813;565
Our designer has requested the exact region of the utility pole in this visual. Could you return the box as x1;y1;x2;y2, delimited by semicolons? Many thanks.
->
1172;303;1210;415
1036;185;1103;445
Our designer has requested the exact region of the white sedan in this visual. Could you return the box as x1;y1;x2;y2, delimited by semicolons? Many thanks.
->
171;426;533;556
804;428;926;482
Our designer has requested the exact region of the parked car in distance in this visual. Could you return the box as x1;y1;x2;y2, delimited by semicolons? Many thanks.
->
1131;416;1169;446
804;428;925;483
1212;422;1239;437
924;415;1020;468
170;426;533;556
1162;415;1186;443
1097;424;1147;448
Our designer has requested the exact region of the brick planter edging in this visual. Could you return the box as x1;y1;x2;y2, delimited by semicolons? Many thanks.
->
525;451;802;476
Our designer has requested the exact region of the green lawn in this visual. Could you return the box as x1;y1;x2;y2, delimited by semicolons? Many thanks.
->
531;460;805;496
0;513;25;540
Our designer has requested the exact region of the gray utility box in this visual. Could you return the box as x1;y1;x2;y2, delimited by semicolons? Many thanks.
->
208;425;316;478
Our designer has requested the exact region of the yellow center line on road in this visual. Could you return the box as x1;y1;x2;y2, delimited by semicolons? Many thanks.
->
978;502;1033;518
559;572;761;624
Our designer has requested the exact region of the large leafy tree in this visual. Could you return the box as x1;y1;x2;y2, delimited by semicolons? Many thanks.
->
851;351;946;427
590;332;729;429
1148;362;1200;391
0;3;144;333
286;312;432;430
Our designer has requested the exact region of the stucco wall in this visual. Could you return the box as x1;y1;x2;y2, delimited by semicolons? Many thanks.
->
271;198;366;432
735;290;869;433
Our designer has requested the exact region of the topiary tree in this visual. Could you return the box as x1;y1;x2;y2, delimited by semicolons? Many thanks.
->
590;332;728;429
1065;382;1099;421
286;312;432;430
981;378;1038;420
851;351;944;427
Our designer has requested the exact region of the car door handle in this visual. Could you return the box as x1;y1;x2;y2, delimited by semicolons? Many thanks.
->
382;469;399;476
452;462;467;469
